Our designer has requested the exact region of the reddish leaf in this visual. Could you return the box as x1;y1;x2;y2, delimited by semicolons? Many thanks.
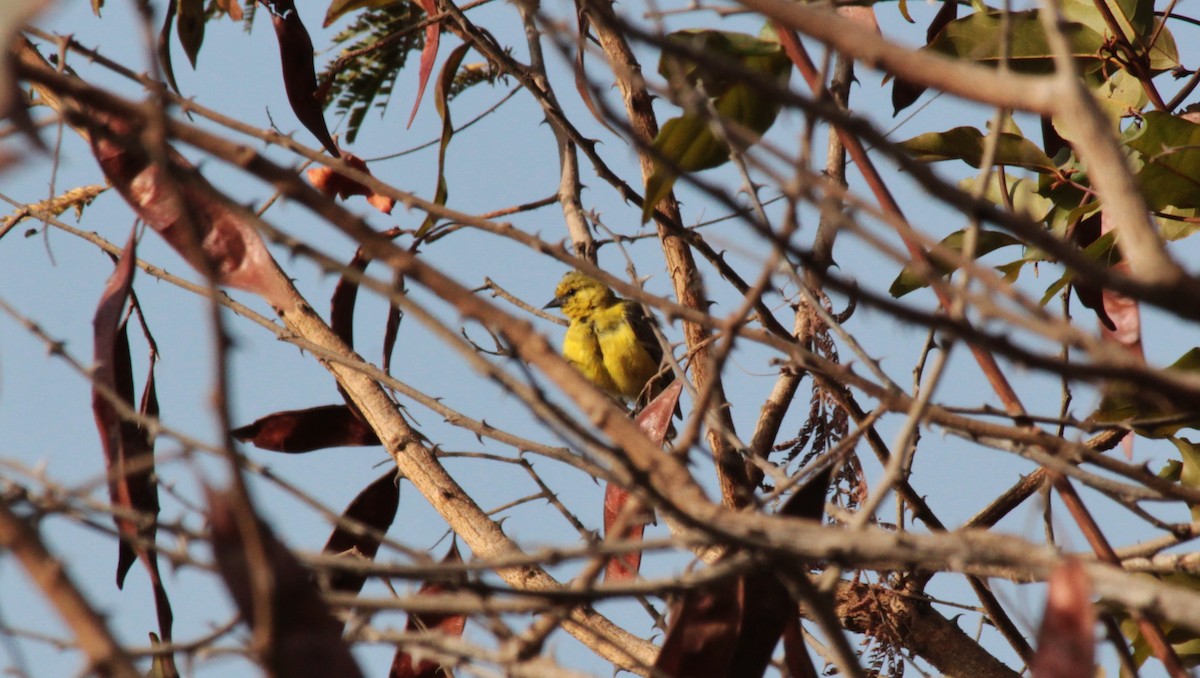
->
259;0;340;157
1031;559;1096;678
156;0;185;97
91;231;148;585
86;111;293;309
602;382;681;582
638;381;683;446
306;152;395;214
389;543;468;678
602;482;652;582
416;43;470;236
655;467;831;677
92;232;176;674
1075;211;1143;458
382;268;404;374
232;404;381;452
655;576;743;678
330;247;372;349
405;0;441;129
782;617;819;678
208;488;364;678
1097;210;1144;359
726;467;830;676
778;465;832;521
322;471;400;598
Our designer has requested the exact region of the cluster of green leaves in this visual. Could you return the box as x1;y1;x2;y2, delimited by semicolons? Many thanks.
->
320;5;426;144
643;28;792;221
889;0;1187;300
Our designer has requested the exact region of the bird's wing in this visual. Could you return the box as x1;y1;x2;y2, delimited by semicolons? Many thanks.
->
622;301;664;366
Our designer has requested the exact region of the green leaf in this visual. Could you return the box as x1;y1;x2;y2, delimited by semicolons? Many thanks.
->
643;29;791;221
1157;206;1200;242
1120;573;1200;673
1171;438;1200;520
1062;0;1178;70
1093;347;1200;437
177;0;205;68
926;10;1105;73
889;229;1021;297
898;126;1057;172
323;0;399;27
319;5;424;144
1127;111;1200;210
1036;228;1116;305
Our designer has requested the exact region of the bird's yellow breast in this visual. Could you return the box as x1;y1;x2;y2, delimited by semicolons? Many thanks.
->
591;303;659;399
562;319;619;394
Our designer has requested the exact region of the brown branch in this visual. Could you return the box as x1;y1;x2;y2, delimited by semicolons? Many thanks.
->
579;0;752;509
0;500;141;678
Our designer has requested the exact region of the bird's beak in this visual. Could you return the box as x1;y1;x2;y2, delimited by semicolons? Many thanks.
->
543;296;563;310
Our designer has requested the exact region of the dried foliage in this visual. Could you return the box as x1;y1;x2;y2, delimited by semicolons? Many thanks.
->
12;0;1200;676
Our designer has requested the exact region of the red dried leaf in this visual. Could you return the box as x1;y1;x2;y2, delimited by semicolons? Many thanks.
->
655;467;831;677
637;381;682;447
602;382;682;582
1098;210;1144;359
306;152;395;214
232;404;381;452
156;0;182;97
331;248;372;348
602;482;652;582
322;471;400;598
1031;559;1096;678
259;0;339;156
389;543;468;678
655;576;743;678
406;0;441;129
382;268;404;374
726;467;830;676
208;487;364;678
92;231;151;586
782;618;819;678
92;232;176;673
87;111;293;309
1076;211;1143;458
779;465;832;521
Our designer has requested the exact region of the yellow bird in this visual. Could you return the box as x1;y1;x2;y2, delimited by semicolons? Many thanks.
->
545;271;668;405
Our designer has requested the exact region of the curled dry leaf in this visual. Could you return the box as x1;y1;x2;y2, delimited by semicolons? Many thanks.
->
603;382;680;582
307;152;396;214
321;470;401;600
1031;559;1095;678
208;487;365;678
232;404;381;452
91;232;177;674
86;110;294;310
389;543;468;678
259;0;340;156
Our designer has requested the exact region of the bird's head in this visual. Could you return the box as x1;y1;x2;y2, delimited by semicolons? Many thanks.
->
544;271;616;320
